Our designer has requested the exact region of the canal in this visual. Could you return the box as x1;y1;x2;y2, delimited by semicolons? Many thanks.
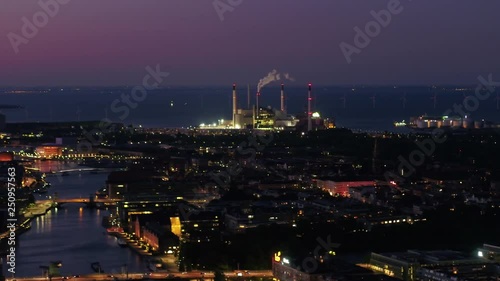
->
4;161;147;277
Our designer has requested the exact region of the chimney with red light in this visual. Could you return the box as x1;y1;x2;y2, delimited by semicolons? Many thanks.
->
233;83;237;127
308;83;312;131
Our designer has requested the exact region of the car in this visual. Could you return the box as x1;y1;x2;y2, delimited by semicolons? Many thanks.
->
181;272;187;274
237;272;243;277
73;275;80;278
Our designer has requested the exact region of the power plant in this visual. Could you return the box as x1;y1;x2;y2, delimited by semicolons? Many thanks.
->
199;83;333;131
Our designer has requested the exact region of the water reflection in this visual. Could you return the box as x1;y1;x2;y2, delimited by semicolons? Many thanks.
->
7;161;145;277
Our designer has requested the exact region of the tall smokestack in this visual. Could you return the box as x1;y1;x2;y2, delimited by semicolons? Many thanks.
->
233;83;237;128
256;92;260;114
308;83;312;132
247;84;250;109
280;83;285;112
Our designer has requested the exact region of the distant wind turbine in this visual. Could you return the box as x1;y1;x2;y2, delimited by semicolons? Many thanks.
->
496;92;500;110
401;92;407;109
76;105;81;121
431;92;437;109
340;94;346;108
370;94;376;109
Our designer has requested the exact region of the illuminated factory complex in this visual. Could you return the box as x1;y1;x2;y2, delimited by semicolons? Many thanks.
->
200;83;333;131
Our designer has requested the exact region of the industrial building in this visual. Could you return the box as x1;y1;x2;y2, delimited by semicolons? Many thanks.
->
201;83;333;131
368;250;498;281
272;252;397;281
396;115;500;130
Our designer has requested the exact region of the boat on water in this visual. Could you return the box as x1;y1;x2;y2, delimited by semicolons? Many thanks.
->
117;238;127;248
146;258;162;271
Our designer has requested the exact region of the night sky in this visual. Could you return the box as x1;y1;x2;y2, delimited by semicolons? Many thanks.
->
1;0;500;86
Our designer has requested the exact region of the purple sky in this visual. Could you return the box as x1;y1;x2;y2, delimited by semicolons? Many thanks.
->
1;0;500;86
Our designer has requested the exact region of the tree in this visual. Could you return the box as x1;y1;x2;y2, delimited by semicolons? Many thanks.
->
214;271;225;281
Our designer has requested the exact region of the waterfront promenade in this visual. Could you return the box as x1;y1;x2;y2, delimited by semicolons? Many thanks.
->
0;201;54;240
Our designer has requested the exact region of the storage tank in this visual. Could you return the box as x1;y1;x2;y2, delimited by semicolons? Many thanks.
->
442;119;452;127
463;118;473;129
452;119;462;128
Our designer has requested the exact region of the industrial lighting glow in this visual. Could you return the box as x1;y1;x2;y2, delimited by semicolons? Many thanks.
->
282;258;290;265
312;112;320;118
478;251;484;257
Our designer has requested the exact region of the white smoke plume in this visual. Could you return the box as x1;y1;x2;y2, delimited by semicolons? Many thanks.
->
257;69;295;93
284;73;295;82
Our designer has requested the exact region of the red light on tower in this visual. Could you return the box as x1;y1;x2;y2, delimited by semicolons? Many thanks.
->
307;83;312;131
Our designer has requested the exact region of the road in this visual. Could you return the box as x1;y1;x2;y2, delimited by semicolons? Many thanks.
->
7;270;273;281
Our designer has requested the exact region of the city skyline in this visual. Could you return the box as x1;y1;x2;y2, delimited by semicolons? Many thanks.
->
1;1;500;280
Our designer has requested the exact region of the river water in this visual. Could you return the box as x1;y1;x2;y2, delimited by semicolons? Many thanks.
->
3;161;146;278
